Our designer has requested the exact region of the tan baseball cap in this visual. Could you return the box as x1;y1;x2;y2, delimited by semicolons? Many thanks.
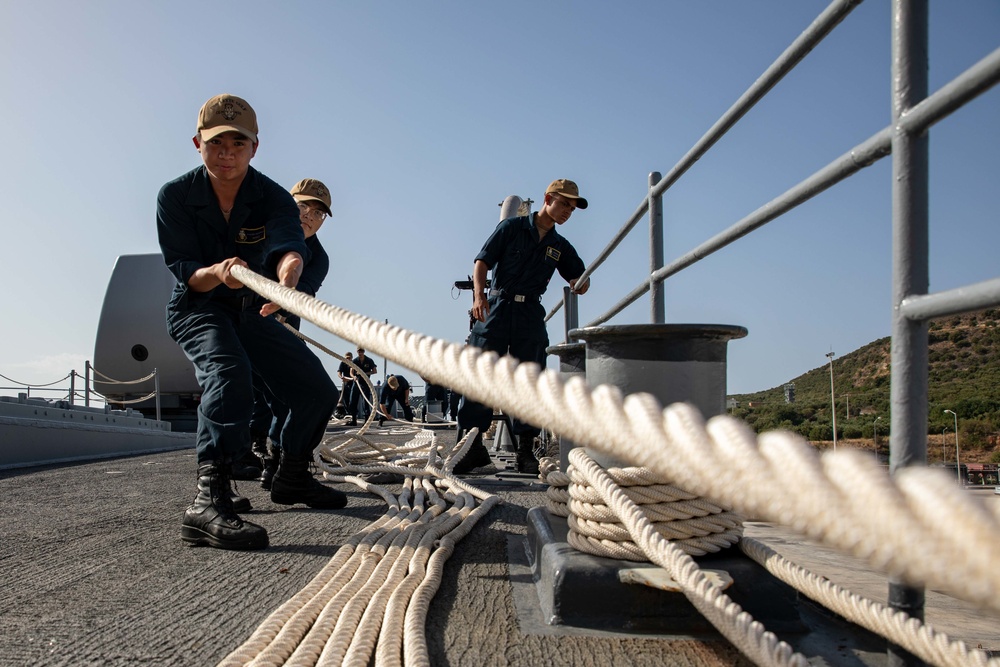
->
545;179;588;209
290;178;332;216
196;94;258;143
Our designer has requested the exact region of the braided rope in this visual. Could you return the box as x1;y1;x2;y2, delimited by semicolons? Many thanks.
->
543;463;743;559
225;267;1000;666
231;265;1000;610
218;467;498;667
0;371;71;387
739;538;998;667
89;367;157;384
567;448;809;667
95;390;158;406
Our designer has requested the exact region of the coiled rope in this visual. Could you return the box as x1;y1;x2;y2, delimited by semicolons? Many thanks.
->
229;266;999;666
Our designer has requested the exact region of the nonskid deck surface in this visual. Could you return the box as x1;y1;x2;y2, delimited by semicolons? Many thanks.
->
0;425;995;666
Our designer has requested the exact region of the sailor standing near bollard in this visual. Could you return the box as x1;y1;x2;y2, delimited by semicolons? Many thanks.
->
157;94;348;551
455;179;591;474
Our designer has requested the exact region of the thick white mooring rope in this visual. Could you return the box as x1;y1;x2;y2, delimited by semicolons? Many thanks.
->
228;266;999;666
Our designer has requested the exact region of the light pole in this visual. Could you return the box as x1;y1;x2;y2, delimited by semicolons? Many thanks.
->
944;409;960;485
826;351;837;452
873;416;881;459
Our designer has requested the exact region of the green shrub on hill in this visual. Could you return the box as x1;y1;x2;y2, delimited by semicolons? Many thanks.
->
729;310;1000;459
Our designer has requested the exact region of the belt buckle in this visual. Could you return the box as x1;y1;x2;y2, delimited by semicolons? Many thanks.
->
514;294;525;303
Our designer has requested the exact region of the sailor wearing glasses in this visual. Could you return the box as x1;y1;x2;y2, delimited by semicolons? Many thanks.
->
157;94;348;552
251;178;334;490
454;179;591;476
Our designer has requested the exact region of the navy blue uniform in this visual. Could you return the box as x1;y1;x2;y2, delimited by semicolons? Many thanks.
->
460;213;585;438
379;375;414;422
348;354;378;420
157;165;337;465
251;232;331;446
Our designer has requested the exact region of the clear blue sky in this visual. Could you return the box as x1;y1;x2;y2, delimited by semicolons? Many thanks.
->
1;1;997;397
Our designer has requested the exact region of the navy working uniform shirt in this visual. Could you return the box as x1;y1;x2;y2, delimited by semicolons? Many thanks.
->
471;213;585;345
379;375;411;405
281;234;329;330
460;213;585;438
158;165;310;317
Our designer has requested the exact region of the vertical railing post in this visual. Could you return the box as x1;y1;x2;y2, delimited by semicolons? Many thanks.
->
563;286;580;342
69;370;76;406
889;1;929;665
648;171;665;324
85;361;91;407
154;368;161;422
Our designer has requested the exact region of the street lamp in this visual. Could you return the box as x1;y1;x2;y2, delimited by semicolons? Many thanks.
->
826;351;837;452
944;409;960;485
873;416;881;458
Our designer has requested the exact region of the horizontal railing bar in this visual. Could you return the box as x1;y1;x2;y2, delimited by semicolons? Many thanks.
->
899;277;1000;321
584;46;1000;329
897;46;1000;136
544;0;863;324
586;126;893;326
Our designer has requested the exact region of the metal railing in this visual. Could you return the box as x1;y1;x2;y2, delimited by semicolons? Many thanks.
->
541;2;999;664
0;363;163;421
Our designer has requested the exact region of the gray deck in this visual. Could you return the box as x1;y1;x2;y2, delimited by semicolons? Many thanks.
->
0;425;996;666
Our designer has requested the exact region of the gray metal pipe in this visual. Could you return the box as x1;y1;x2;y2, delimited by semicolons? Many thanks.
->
649;172;665;324
545;341;586;471
888;1;929;664
581;42;1000;330
899;276;1000;321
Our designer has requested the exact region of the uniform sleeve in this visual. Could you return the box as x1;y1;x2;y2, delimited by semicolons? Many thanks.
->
556;240;586;283
474;218;515;268
259;178;310;275
297;237;330;297
156;180;205;288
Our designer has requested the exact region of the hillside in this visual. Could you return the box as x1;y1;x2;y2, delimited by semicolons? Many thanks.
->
729;309;1000;464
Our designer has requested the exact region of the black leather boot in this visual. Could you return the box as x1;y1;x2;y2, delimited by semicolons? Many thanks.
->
259;448;279;491
515;435;540;475
270;455;348;509
181;462;268;550
453;431;492;474
250;430;269;464
228;478;252;513
231;450;262;481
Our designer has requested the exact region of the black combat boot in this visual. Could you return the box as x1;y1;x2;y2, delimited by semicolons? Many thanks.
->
228;477;252;513
452;431;492;474
250;430;269;465
259;446;279;491
231;449;262;481
270;455;348;509
515;435;540;475
181;462;268;550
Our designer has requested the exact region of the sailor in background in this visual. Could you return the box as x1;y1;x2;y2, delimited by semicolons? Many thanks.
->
335;351;355;418
252;178;334;491
455;179;590;474
377;374;415;427
157;93;347;551
346;347;377;426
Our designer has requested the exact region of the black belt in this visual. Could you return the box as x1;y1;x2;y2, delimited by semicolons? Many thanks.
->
215;294;258;311
489;289;541;303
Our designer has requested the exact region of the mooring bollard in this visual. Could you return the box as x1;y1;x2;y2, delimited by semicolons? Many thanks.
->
569;323;747;469
545;342;586;471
